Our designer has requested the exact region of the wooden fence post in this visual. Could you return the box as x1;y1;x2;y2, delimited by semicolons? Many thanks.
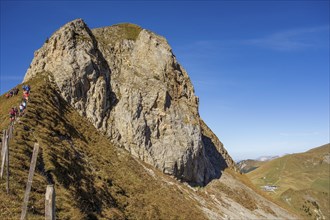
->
45;185;55;220
1;129;6;158
6;133;9;194
0;130;8;179
20;143;39;220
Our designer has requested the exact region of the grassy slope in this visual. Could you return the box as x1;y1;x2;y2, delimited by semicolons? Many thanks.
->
0;75;207;219
247;144;330;219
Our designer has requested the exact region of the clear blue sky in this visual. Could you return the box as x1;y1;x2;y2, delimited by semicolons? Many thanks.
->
1;1;329;161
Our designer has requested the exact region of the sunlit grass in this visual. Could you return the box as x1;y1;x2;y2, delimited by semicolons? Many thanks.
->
0;74;206;219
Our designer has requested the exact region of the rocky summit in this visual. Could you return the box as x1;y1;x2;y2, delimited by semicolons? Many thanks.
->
24;19;236;186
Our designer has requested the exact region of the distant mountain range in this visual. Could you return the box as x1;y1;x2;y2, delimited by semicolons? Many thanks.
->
255;155;280;161
244;144;330;219
237;155;280;173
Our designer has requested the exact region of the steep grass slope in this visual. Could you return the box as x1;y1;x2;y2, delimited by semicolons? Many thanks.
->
247;144;330;219
0;75;206;219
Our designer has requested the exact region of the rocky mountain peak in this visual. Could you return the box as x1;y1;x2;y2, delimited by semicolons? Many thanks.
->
24;19;237;186
24;18;112;128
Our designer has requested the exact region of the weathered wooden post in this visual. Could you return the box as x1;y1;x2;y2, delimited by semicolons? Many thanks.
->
6;132;9;194
21;143;39;220
45;185;55;220
1;129;6;158
1;124;13;193
0;130;8;179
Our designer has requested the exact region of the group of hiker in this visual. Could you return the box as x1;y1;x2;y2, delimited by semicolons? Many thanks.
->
5;87;19;98
9;85;31;122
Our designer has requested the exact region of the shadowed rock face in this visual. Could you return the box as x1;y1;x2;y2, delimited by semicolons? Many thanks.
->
24;19;237;186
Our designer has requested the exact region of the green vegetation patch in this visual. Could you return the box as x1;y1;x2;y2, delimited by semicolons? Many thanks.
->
112;23;142;41
92;23;142;46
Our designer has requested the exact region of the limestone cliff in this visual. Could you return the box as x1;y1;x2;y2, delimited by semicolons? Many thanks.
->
24;19;237;186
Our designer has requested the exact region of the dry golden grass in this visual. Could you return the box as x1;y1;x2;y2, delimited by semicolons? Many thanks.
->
0;75;206;219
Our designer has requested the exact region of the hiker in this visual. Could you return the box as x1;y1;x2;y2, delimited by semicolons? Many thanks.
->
9;108;16;122
23;85;30;92
6;89;14;98
22;99;27;108
23;90;30;101
19;104;25;115
14;107;19;116
13;87;19;95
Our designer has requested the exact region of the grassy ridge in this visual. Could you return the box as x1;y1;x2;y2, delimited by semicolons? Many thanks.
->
247;144;330;219
0;75;207;219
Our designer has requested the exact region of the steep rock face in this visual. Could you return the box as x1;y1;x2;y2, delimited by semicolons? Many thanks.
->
24;19;236;185
24;19;112;128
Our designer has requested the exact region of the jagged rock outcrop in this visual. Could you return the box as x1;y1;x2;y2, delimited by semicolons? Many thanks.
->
24;19;237;186
24;19;112;128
